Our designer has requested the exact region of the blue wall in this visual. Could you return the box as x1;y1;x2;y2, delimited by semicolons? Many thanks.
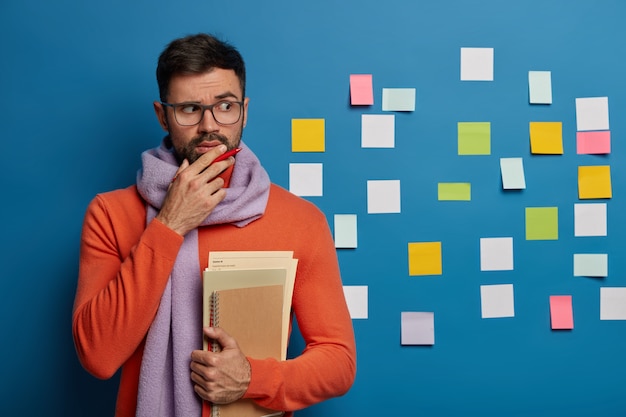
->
2;0;626;415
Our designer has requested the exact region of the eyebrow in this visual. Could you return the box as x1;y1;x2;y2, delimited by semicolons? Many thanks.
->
214;91;241;101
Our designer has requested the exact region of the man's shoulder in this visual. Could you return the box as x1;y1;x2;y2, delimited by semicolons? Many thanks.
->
267;183;326;221
89;185;146;217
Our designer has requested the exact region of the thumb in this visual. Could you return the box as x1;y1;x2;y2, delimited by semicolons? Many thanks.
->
169;159;189;185
204;326;239;350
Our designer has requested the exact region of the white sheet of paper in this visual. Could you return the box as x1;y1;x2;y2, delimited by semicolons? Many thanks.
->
574;203;607;237
343;286;368;319
575;97;610;131
573;253;608;277
334;214;357;248
289;163;323;196
382;88;416;111
600;287;626;320
460;47;494;81
367;180;401;214
480;237;514;271
480;284;515;318
500;158;526;189
401;312;434;345
528;71;552;104
361;114;395;148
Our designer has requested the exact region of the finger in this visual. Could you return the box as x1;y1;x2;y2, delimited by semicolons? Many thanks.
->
189;145;228;174
169;159;189;185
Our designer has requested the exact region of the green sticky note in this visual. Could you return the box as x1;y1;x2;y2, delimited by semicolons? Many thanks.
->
438;183;471;201
458;122;491;155
526;207;558;240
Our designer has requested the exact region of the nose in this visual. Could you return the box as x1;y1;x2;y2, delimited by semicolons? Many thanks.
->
198;108;219;133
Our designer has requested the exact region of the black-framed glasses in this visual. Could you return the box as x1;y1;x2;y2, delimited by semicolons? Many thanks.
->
161;100;244;126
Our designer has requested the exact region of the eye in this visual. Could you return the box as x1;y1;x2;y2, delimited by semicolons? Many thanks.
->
215;101;234;112
179;104;201;114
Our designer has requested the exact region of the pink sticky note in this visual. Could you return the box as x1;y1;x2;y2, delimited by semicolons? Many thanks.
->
577;131;611;154
350;74;374;105
550;295;573;330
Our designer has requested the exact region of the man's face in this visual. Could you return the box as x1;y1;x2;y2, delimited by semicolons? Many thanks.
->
154;68;249;164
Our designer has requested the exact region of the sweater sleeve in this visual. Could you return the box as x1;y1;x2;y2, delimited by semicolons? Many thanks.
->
242;212;357;411
72;192;183;379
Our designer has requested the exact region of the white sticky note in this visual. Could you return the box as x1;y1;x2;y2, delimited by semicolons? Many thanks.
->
574;254;608;277
600;287;626;320
500;158;526;189
460;47;494;81
576;97;610;131
343;286;368;319
574;203;607;237
382;88;416;111
289;163;323;197
480;284;515;318
334;214;357;248
401;312;434;345
367;180;401;214
361;114;395;148
480;237;514;271
528;71;552;104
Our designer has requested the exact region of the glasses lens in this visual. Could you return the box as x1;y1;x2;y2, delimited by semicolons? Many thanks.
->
212;101;242;125
174;104;203;126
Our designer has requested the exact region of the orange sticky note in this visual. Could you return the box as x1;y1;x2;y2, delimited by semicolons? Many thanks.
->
550;295;573;330
529;122;563;154
408;242;442;276
578;165;612;199
577;131;611;154
350;74;374;105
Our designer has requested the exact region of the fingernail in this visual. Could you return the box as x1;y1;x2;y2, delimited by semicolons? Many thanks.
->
219;145;227;152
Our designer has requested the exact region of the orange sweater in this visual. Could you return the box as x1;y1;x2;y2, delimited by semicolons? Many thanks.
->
72;183;356;416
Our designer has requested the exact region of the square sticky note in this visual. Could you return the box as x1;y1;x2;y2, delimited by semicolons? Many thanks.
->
458;122;491;155
334;214;357;248
600;287;626;320
408;242;442;276
480;284;515;318
500;158;526;189
343;286;368;319
350;74;374;106
401;312;435;345
578;165;612;199
460;47;494;81
574;203;607;237
438;183;471;201
576;97;609;131
292;119;325;152
574;253;608;277
289;163;323;196
529;122;563;154
526;207;558;240
528;71;552;104
367;180;401;213
382;88;416;111
550;295;573;330
577;131;611;155
362;114;395;148
480;237;514;271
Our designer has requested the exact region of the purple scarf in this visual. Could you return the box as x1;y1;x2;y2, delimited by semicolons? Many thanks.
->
135;139;270;417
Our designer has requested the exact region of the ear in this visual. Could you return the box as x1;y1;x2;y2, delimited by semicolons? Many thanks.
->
153;101;169;132
242;97;250;128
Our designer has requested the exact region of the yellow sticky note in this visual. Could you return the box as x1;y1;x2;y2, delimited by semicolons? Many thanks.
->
529;122;563;154
292;119;325;152
458;122;490;155
578;165;612;199
526;207;558;240
408;242;442;276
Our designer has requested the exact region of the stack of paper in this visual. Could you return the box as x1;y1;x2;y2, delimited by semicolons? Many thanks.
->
202;251;298;417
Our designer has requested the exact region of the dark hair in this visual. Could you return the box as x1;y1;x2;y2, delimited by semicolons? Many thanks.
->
156;33;246;102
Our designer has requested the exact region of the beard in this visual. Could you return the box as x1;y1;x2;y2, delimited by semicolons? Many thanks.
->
171;129;242;164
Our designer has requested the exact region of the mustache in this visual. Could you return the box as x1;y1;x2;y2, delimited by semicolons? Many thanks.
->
191;133;229;146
